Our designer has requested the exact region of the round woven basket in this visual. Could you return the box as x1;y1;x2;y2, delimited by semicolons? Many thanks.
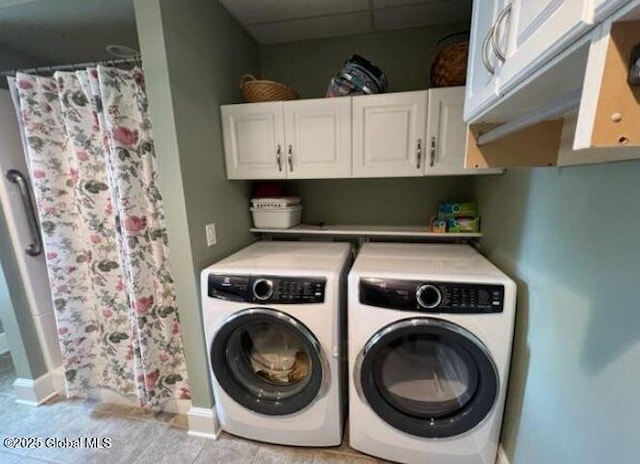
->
430;41;469;88
240;74;299;103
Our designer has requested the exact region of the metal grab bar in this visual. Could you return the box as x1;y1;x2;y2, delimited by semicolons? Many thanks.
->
6;169;42;257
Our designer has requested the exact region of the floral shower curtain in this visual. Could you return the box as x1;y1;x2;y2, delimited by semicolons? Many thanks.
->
12;66;190;407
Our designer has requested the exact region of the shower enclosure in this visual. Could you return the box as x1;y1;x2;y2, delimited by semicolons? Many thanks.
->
0;89;64;403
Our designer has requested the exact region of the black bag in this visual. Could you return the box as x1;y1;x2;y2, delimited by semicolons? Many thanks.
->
326;55;388;97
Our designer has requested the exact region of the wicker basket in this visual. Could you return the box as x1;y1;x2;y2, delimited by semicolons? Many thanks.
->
430;41;469;88
240;74;299;103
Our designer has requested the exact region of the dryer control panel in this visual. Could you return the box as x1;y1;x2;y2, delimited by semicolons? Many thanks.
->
359;278;504;313
208;274;326;304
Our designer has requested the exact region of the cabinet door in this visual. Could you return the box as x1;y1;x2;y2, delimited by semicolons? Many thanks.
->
498;0;593;94
221;102;285;179
464;0;503;122
427;87;503;176
283;98;352;179
426;87;467;175
594;0;628;21
353;91;427;178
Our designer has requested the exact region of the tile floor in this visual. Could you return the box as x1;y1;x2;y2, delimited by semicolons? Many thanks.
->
0;352;384;463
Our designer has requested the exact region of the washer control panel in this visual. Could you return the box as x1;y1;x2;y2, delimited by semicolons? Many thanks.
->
208;274;326;304
359;278;504;313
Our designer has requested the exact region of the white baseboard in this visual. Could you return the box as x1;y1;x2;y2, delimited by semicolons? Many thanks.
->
187;406;220;440
0;333;8;355
13;371;58;406
496;445;510;464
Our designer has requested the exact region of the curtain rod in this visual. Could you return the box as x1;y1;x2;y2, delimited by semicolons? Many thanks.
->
0;56;142;77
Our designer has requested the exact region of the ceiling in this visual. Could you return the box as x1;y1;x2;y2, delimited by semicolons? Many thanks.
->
0;0;138;72
0;0;471;72
219;0;472;44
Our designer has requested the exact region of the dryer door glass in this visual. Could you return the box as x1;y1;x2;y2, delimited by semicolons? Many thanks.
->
377;334;478;418
358;317;498;438
211;308;325;416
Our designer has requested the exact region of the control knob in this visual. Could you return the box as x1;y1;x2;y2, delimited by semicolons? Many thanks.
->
416;284;442;309
253;278;274;301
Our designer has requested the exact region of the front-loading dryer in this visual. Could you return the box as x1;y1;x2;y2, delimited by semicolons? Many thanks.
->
201;241;351;446
348;243;516;464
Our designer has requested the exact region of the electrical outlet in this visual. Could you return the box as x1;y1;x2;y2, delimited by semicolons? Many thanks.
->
205;223;217;247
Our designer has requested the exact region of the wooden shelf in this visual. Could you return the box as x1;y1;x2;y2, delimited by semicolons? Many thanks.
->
250;224;481;241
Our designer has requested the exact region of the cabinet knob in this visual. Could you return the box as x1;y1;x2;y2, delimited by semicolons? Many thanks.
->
416;138;422;169
276;145;282;171
287;145;293;172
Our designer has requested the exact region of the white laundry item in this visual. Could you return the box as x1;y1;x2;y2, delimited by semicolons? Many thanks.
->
248;323;305;383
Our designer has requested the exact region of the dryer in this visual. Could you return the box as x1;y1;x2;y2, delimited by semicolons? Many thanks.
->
201;241;351;446
348;243;516;464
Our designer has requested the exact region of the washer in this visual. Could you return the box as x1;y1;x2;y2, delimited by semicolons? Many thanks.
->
201;241;351;446
348;243;516;464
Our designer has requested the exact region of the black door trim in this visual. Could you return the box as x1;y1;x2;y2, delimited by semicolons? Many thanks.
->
211;307;326;416
355;317;499;438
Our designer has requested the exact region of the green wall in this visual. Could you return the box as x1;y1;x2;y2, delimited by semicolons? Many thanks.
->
134;0;259;408
260;23;468;99
475;161;640;464
0;43;43;89
288;177;475;226
0;43;41;70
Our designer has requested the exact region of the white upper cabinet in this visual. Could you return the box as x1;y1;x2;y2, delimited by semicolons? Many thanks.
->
222;99;351;179
464;0;504;122
496;0;594;93
221;102;286;179
283;98;352;179
463;0;636;124
594;0;629;21
427;87;503;175
222;90;500;179
352;91;427;178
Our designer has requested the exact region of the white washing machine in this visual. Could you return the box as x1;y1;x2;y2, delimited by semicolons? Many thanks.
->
348;243;516;464
201;241;351;446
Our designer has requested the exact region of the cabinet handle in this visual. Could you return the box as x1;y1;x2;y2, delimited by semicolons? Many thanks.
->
6;169;42;257
287;145;293;172
430;137;436;167
482;26;496;75
276;145;282;172
416;138;422;169
491;4;511;63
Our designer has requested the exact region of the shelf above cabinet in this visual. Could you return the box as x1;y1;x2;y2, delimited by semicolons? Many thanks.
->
251;224;482;242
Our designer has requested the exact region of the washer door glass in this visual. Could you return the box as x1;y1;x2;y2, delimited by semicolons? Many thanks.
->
211;308;324;416
359;318;498;438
